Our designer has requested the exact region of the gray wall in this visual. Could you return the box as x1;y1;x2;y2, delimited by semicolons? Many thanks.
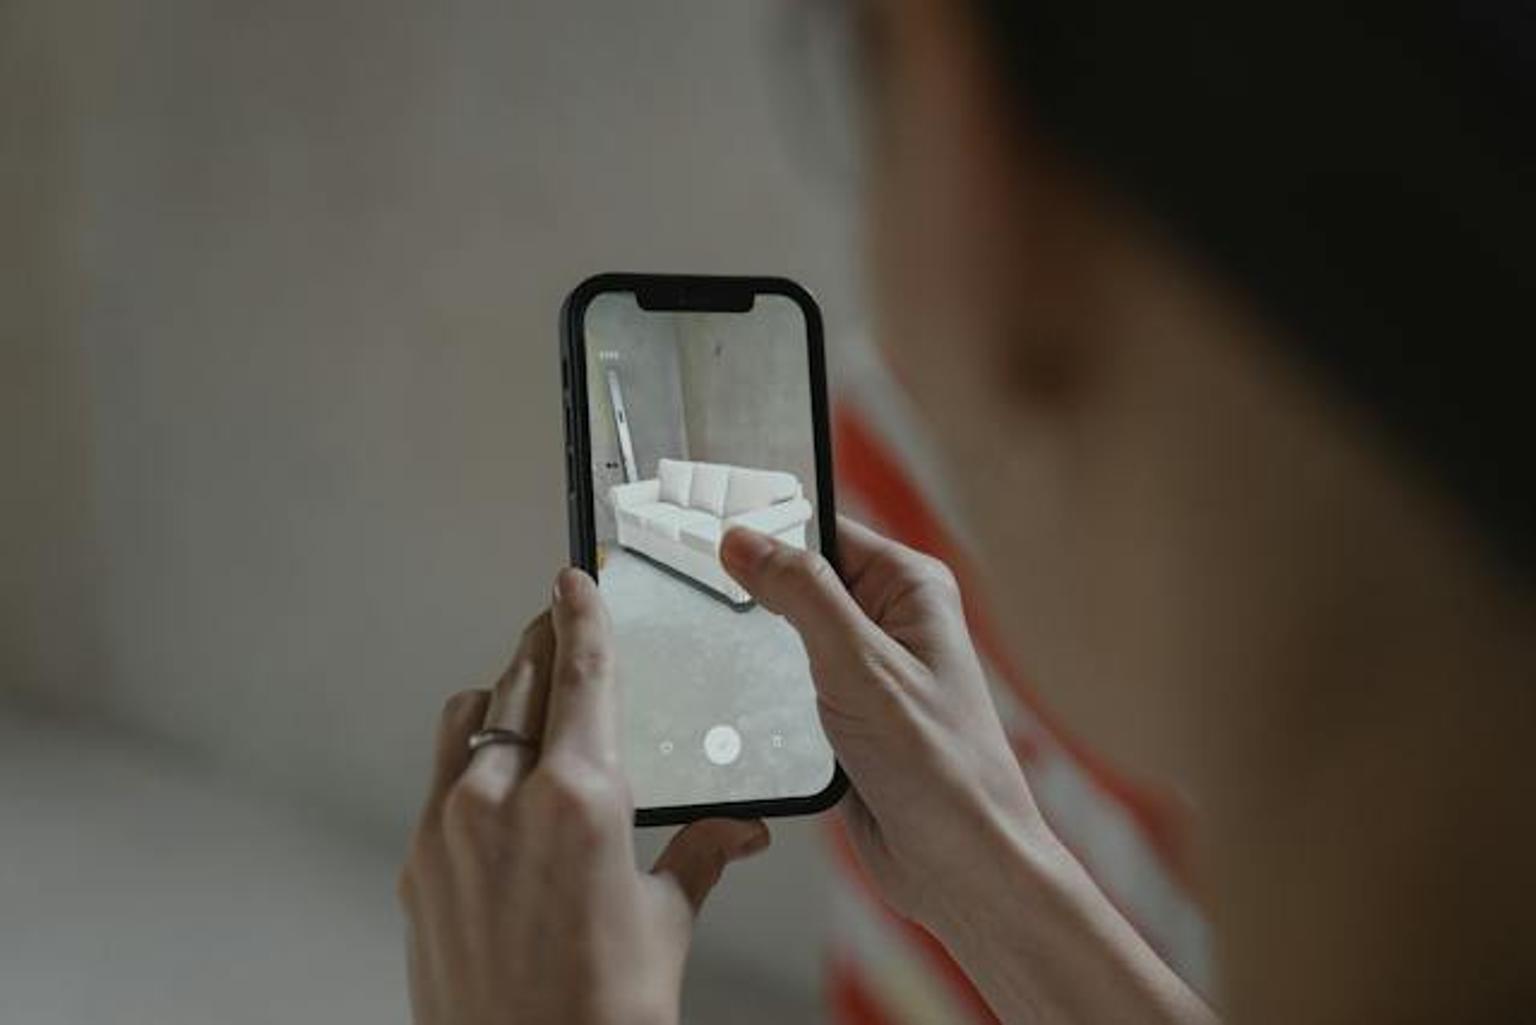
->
0;0;104;712
2;0;857;1000
1;0;855;820
678;295;819;518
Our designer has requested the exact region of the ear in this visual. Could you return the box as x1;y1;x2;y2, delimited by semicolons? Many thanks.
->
867;0;1119;427
994;143;1125;415
925;0;1119;417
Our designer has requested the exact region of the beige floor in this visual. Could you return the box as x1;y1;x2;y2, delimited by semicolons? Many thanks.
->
0;707;824;1024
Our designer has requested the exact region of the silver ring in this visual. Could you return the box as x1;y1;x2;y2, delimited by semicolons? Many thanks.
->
467;727;540;753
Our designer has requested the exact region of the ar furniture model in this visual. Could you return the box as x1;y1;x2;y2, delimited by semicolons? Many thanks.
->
610;458;813;607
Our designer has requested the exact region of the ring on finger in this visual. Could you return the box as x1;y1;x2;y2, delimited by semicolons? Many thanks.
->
467;726;541;754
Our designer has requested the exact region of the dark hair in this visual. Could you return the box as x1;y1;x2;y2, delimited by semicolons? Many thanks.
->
977;1;1534;573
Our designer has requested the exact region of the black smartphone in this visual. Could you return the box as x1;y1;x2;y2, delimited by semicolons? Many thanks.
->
561;273;847;826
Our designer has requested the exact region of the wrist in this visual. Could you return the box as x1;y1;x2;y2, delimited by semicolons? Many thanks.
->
918;809;1216;1025
921;806;1077;950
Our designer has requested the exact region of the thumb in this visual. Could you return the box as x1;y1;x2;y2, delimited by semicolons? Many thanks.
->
651;818;771;915
720;527;886;676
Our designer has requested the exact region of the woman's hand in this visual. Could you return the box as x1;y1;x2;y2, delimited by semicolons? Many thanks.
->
398;568;769;1025
721;519;1216;1025
720;516;1045;927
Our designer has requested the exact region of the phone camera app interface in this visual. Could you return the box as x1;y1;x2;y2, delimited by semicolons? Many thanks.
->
582;291;835;810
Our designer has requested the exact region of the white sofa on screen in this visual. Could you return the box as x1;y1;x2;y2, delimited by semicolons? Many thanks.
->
610;458;813;607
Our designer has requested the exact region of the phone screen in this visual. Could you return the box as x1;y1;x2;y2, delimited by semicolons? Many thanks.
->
571;282;839;817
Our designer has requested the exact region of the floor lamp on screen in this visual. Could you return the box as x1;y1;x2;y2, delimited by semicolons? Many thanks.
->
607;367;638;483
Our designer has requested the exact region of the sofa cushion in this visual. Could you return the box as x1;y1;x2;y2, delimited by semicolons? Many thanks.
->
724;496;813;538
679;518;722;555
639;504;718;541
656;458;693;507
723;468;801;517
624;501;669;522
687;463;731;517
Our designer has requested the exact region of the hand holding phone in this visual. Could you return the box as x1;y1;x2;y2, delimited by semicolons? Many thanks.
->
399;570;772;1025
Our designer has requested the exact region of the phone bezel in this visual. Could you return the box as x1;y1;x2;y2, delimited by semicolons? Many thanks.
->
560;272;849;826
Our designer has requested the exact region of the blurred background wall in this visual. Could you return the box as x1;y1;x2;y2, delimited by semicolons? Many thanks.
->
1;1;861;1021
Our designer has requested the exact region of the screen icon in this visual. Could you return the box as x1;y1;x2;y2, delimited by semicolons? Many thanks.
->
702;724;743;766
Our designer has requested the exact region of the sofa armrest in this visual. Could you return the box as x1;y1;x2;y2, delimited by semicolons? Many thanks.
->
724;497;812;537
609;479;660;509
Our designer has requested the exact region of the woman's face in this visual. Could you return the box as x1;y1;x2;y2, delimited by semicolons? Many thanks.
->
856;0;1367;793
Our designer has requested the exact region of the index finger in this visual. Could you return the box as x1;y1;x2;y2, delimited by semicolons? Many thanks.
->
539;567;621;769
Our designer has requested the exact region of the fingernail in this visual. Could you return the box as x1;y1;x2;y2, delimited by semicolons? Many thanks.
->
721;528;774;572
553;566;593;607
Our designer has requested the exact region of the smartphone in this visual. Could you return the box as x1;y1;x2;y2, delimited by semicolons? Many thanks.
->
561;273;847;825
